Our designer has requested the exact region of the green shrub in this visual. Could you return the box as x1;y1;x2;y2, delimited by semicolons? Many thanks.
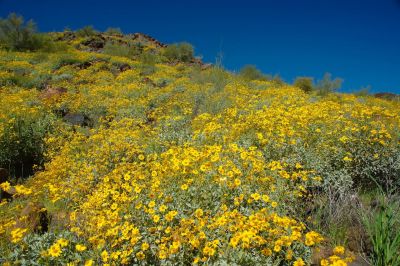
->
76;25;98;37
239;65;266;81
163;42;194;62
294;76;314;93
37;35;69;53
0;111;56;178
140;52;157;65
0;13;42;51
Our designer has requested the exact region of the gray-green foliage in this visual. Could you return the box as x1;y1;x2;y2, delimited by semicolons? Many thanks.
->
316;72;343;95
344;136;400;192
2;231;94;266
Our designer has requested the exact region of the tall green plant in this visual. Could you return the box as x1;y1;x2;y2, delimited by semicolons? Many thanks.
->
362;194;400;266
0;13;39;51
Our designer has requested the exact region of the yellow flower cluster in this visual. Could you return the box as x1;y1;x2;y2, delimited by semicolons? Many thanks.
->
45;238;69;257
10;228;27;243
320;246;355;266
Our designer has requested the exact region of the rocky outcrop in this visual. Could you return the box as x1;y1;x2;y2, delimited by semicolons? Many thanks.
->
131;33;167;48
374;92;398;100
81;35;106;50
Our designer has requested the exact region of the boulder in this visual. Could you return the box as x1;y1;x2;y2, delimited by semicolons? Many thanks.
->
16;202;49;234
119;63;131;72
63;113;89;126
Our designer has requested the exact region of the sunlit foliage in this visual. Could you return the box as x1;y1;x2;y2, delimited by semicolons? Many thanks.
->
0;30;398;265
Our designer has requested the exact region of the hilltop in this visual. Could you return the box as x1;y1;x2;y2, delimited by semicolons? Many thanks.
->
0;18;400;266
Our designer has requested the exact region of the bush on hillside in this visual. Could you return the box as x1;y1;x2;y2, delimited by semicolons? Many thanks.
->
103;41;143;58
239;65;266;81
76;25;98;38
0;13;42;51
294;77;315;93
0;90;57;179
316;72;343;95
163;42;194;62
0;13;67;53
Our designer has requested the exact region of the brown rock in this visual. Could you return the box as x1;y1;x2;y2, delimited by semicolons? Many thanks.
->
40;86;68;100
63;113;90;126
119;63;131;72
132;33;167;48
16;202;49;234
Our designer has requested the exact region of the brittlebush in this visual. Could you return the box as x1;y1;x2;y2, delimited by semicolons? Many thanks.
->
0;39;398;265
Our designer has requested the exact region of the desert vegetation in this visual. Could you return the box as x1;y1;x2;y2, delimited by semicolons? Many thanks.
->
0;14;399;266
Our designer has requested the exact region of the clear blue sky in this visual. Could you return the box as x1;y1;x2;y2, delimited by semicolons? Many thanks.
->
1;0;400;93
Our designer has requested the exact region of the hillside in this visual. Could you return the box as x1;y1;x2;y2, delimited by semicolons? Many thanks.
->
0;29;399;266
